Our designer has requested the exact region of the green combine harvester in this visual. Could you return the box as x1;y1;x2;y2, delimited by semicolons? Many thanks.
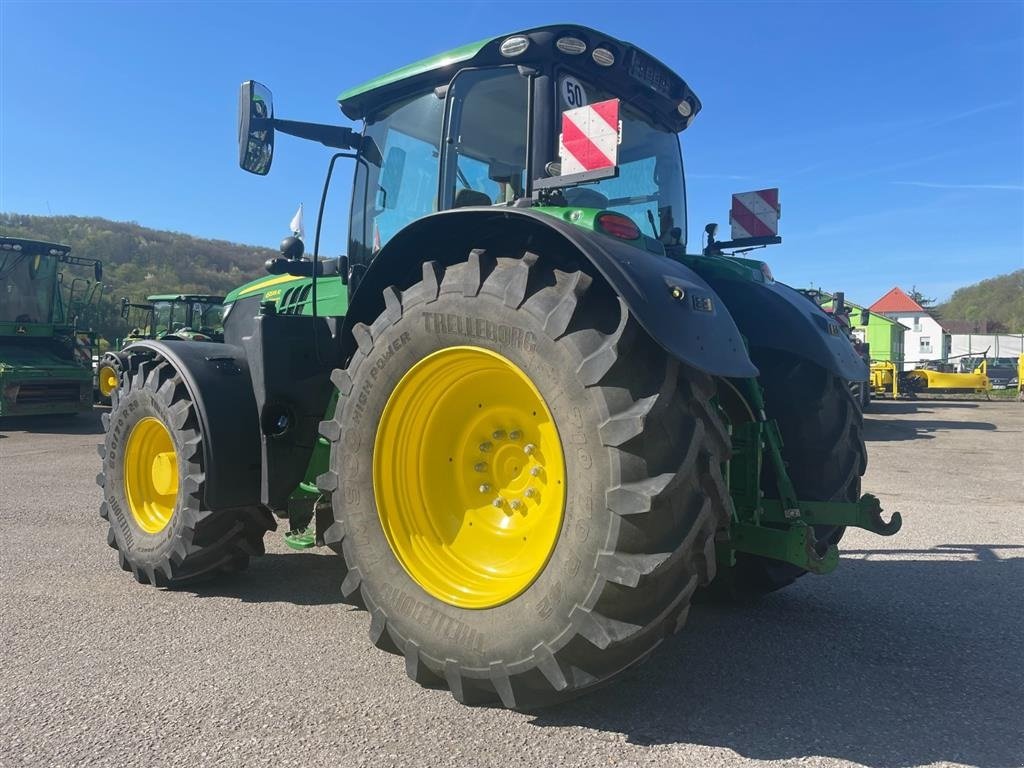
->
96;293;225;402
97;25;901;709
1;237;103;418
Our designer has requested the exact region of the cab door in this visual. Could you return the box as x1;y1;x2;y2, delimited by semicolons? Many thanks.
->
440;67;531;211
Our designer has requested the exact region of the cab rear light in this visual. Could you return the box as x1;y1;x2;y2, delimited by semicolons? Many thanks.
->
596;212;640;240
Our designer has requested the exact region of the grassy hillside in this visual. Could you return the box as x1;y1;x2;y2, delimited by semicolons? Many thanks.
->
936;270;1024;333
1;213;273;342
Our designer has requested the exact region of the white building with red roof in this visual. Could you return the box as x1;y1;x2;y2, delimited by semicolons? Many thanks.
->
869;287;950;367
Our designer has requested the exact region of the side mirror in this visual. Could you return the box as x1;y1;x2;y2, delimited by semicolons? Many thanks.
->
860;308;870;326
120;297;129;319
238;80;275;175
94;262;103;282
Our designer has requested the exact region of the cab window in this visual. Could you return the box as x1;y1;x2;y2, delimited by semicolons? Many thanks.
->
554;74;686;243
444;68;529;208
350;91;445;264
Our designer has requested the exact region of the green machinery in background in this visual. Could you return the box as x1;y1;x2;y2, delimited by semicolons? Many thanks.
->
95;293;225;402
1;237;104;418
97;25;901;709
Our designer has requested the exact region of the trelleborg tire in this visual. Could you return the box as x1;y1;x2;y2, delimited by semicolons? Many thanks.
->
97;350;274;586
731;349;867;595
318;250;731;709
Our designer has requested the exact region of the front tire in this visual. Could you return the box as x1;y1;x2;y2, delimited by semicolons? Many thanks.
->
319;251;731;709
96;352;122;405
97;350;274;586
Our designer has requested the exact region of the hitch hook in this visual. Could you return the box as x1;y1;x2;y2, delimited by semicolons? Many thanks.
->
860;493;902;536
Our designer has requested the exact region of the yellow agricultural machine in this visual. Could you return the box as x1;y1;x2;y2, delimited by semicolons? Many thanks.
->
870;354;998;399
906;360;989;394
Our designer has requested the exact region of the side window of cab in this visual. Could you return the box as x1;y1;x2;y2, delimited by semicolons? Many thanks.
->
350;91;445;265
442;68;529;209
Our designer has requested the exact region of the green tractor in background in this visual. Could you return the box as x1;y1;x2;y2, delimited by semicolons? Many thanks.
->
1;237;104;418
97;25;900;709
95;293;225;403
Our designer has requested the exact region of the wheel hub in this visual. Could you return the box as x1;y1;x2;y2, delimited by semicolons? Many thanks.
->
373;346;565;609
98;365;118;398
150;451;177;496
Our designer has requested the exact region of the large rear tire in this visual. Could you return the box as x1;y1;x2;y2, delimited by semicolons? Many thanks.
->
319;251;731;709
97;350;274;586
730;350;866;595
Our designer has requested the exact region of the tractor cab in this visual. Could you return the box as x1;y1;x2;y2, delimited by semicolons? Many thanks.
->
120;294;226;343
239;26;699;289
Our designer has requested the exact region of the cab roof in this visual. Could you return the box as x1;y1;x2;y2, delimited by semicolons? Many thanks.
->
147;294;225;303
0;236;71;257
337;24;700;131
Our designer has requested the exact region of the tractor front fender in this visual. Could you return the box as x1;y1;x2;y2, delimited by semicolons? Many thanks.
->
123;340;262;510
345;208;758;379
702;277;869;381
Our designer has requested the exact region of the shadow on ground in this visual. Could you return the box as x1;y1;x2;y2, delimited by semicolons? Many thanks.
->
863;410;997;442
0;406;106;436
530;545;1024;768
866;400;980;415
189;550;345;607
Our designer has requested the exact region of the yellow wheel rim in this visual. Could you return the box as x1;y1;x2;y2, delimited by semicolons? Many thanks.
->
98;365;119;398
124;417;179;534
373;346;566;609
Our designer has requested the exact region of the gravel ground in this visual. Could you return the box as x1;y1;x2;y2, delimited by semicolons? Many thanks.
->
1;398;1022;768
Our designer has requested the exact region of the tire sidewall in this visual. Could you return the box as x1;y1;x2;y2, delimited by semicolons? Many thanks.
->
103;387;188;567
336;292;614;666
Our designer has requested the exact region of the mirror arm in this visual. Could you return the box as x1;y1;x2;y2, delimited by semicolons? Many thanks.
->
272;118;361;151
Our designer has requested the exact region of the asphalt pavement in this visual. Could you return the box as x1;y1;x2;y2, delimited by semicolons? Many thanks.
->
1;398;1022;768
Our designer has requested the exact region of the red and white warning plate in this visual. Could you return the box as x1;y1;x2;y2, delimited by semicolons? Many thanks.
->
730;188;781;239
559;99;621;176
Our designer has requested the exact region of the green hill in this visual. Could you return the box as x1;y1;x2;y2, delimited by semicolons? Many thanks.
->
936;270;1024;333
1;213;273;342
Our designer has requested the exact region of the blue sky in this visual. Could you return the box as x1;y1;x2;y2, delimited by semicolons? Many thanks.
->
2;1;1021;304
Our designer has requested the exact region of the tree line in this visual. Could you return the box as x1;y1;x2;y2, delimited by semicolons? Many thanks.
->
1;213;273;343
935;270;1024;334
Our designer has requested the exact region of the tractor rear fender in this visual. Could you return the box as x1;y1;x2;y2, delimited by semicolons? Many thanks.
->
701;277;869;382
122;340;262;511
345;208;758;379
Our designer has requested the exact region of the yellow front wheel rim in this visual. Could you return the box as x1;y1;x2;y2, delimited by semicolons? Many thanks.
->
98;365;118;398
124;417;179;534
373;346;566;609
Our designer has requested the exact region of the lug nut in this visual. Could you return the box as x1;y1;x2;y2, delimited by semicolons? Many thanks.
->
492;430;506;440
529;466;541;477
524;487;537;498
474;462;488;472
492;498;503;508
479;441;493;453
509;430;522;440
509;500;522;511
523;443;536;455
479;483;491;493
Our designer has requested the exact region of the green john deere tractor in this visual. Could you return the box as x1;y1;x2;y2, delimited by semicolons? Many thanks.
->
1;237;103;418
95;293;225;403
97;25;900;709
